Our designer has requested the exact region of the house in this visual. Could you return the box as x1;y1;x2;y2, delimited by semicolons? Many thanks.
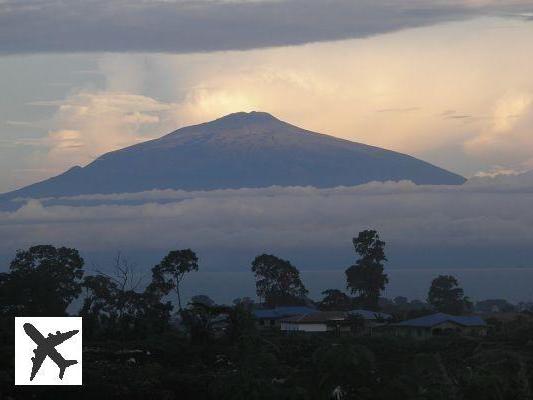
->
253;306;316;329
280;311;347;333
280;310;392;335
387;313;487;339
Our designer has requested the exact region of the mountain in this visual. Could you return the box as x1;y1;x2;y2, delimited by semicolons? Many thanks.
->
0;111;465;200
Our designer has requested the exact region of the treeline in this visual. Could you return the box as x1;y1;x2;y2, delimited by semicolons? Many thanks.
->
1;232;533;399
251;230;473;317
1;230;474;328
0;246;254;342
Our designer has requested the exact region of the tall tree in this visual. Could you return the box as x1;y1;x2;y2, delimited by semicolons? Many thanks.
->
319;289;353;311
152;249;198;310
251;254;308;307
0;245;84;316
427;275;472;315
345;230;388;310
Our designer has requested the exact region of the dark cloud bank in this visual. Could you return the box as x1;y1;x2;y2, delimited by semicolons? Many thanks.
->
0;0;531;54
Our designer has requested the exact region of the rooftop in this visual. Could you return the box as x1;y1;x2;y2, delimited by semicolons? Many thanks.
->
281;311;346;324
393;313;486;328
349;309;392;320
253;306;316;319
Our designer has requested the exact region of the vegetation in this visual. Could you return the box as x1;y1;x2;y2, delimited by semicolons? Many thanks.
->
2;322;533;399
251;254;308;307
1;234;533;399
427;275;472;315
319;289;353;311
0;245;84;317
345;230;389;310
80;254;173;339
152;249;199;310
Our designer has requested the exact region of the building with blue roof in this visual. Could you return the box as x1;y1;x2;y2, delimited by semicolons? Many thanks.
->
386;313;487;339
253;306;316;329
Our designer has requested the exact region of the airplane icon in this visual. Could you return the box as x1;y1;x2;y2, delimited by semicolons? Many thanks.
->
23;323;79;381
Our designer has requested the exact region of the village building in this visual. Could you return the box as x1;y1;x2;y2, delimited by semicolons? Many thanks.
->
253;306;316;329
280;311;347;333
279;310;392;334
385;313;487;339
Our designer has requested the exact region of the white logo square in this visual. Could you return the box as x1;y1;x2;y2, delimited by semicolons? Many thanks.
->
15;317;82;385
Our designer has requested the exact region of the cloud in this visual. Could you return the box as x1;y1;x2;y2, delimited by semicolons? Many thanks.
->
472;166;523;178
38;91;178;171
0;0;532;54
1;179;533;270
464;92;533;170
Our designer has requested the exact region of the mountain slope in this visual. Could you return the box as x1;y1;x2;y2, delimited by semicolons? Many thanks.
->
1;112;465;200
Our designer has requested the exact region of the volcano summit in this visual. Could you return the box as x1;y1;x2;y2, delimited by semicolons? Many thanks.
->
1;112;465;200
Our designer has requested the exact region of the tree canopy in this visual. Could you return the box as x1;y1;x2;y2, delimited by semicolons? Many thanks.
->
251;254;308;307
152;249;199;310
427;275;472;315
0;245;84;316
345;230;389;310
81;257;173;338
319;289;353;311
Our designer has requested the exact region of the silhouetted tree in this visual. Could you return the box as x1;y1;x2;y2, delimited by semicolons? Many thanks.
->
251;254;308;307
427;275;472;315
226;302;257;342
181;300;226;344
0;245;84;316
345;230;389;310
319;289;353;311
81;257;172;338
152;249;199;310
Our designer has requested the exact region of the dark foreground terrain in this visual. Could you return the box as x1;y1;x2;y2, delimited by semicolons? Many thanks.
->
2;321;533;400
1;242;531;399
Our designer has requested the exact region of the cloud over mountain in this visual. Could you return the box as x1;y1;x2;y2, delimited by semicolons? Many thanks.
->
1;176;533;269
1;0;532;54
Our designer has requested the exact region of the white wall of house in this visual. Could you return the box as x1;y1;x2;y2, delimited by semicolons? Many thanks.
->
280;322;328;332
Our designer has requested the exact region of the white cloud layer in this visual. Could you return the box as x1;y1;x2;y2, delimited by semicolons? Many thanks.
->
1;178;533;270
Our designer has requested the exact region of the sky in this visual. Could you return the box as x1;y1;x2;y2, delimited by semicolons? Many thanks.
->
2;1;533;294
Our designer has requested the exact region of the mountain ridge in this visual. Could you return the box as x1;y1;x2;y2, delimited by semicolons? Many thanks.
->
0;111;466;201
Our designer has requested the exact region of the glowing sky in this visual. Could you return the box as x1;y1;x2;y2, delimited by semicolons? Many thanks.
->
1;1;533;193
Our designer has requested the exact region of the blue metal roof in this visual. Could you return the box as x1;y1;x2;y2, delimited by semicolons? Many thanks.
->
348;309;392;320
253;306;316;319
394;313;486;328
